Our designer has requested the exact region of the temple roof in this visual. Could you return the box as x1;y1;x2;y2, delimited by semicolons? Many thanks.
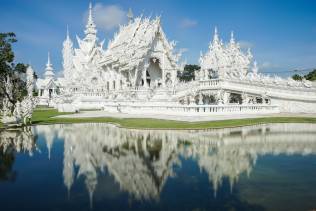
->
200;28;253;78
36;78;60;89
99;16;179;71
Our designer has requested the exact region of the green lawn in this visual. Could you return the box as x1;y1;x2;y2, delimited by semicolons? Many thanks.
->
1;108;316;130
27;108;316;130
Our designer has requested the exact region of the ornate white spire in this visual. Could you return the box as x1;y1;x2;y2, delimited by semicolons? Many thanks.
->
84;2;97;40
211;26;221;49
63;27;74;81
44;52;55;79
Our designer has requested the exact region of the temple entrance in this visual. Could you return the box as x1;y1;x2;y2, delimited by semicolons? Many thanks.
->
146;58;162;87
49;89;53;98
229;93;242;104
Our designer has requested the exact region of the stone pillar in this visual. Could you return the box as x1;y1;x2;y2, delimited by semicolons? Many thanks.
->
183;97;187;105
242;93;249;105
204;69;208;80
223;92;229;104
189;95;194;105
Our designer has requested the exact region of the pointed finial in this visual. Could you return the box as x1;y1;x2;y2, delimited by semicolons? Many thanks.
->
88;2;93;23
47;51;51;66
127;8;134;23
230;31;235;43
213;26;220;43
45;51;54;78
66;25;69;38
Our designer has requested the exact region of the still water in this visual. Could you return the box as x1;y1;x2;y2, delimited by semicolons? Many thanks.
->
0;123;316;211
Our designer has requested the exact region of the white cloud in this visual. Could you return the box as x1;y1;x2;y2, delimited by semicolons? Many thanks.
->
239;41;254;49
179;48;189;54
84;4;127;31
260;61;280;69
179;18;197;28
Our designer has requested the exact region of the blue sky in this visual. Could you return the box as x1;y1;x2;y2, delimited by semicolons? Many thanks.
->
1;0;316;77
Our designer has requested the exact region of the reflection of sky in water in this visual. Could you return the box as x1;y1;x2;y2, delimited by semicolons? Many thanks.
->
0;123;316;211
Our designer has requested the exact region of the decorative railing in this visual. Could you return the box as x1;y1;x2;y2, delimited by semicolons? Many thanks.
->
226;78;316;92
103;103;279;115
199;79;221;87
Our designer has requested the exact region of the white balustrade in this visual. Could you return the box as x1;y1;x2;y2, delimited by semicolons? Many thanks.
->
199;79;220;87
103;103;279;116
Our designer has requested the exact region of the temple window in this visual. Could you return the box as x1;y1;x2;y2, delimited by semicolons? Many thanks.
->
256;97;263;104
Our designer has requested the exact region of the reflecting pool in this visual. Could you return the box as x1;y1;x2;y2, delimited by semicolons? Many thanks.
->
1;123;316;211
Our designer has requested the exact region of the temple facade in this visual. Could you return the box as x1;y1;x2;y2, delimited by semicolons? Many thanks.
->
36;53;61;106
36;3;316;114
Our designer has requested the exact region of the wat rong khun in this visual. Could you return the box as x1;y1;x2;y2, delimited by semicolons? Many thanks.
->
1;3;316;128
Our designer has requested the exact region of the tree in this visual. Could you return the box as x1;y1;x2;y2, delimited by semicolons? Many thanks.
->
304;69;316;81
0;33;28;110
292;74;303;81
177;64;201;82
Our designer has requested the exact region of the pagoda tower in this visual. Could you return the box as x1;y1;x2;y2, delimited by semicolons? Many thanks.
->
44;52;55;80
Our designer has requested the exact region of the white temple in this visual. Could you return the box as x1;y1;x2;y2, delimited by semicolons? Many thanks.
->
36;52;61;106
36;3;316;114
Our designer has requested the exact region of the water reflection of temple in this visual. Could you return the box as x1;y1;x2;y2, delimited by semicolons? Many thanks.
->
0;127;37;156
0;127;37;182
5;123;316;206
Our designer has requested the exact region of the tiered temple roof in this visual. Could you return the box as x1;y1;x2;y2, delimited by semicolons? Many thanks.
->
100;15;180;72
36;52;60;90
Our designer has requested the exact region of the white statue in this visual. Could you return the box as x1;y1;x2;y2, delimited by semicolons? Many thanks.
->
1;76;20;125
1;66;36;126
